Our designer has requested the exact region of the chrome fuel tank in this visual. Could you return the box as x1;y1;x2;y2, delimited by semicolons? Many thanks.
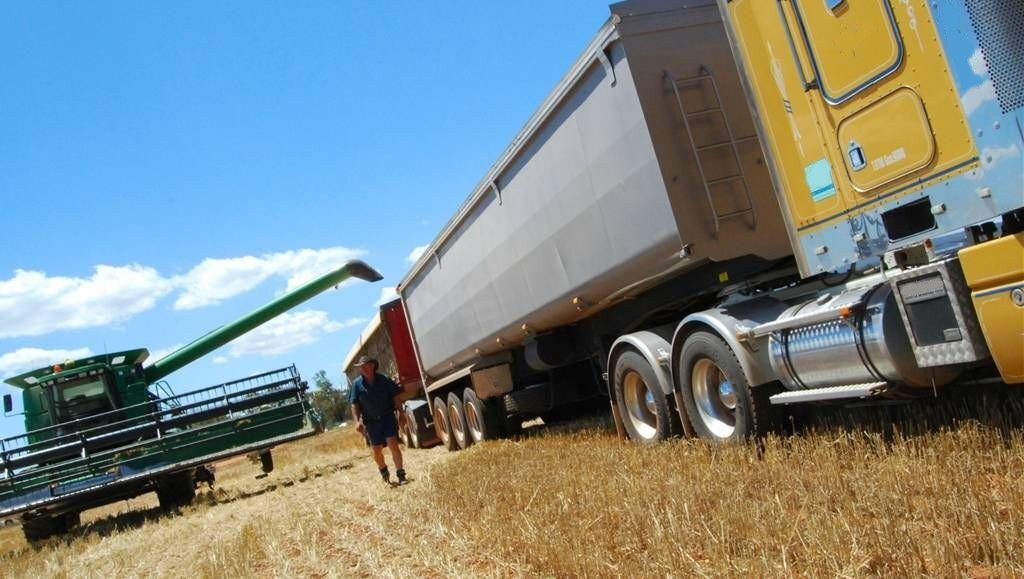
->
769;284;954;390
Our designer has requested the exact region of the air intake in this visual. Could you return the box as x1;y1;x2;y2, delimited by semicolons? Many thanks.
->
965;0;1024;113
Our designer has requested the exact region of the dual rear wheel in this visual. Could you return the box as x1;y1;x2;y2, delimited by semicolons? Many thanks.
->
676;331;776;442
612;331;776;444
433;388;505;451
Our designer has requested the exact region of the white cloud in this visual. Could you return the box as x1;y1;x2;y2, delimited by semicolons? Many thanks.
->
0;265;173;339
324;316;369;333
375;286;398;306
212;356;229;365
173;246;365;310
0;246;369;339
225;309;351;358
0;347;93;378
981;144;1021;169
407;245;429;264
962;79;995;117
968;48;988;77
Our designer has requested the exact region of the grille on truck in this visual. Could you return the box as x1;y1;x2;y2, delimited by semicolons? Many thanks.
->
965;0;1024;113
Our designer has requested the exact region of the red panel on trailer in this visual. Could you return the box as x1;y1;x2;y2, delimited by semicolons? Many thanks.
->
381;300;421;387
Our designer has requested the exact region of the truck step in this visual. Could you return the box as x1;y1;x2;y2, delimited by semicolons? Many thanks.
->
769;382;887;405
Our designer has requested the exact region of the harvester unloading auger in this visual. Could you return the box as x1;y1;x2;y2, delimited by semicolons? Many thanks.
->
0;260;381;542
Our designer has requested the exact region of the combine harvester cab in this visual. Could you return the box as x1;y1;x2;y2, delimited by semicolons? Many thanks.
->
378;0;1022;449
0;260;382;542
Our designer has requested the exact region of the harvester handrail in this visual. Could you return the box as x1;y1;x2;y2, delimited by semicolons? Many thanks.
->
0;366;302;477
0;401;309;503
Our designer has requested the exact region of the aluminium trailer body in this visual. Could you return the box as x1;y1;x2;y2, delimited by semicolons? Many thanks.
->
397;0;795;446
399;0;1023;447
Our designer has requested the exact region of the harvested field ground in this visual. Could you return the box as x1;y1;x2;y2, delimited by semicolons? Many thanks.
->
3;390;1024;577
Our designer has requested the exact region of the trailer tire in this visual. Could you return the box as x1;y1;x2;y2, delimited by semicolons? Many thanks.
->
503;383;550;417
677;331;775;442
613;350;680;443
157;470;197;510
398;417;411;447
463;388;502;443
405;408;419;449
22;511;78;544
433;396;458;452
448;392;473;450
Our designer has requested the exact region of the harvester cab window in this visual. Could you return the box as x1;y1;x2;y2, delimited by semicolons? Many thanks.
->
50;371;116;423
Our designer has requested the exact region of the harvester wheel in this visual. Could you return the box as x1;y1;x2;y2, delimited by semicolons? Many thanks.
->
433;396;458;452
21;511;78;544
677;331;776;442
157;470;197;510
448;392;473;450
613;350;680;444
463;388;502;443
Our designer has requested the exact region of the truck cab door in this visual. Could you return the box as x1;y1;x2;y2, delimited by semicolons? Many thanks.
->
725;0;975;246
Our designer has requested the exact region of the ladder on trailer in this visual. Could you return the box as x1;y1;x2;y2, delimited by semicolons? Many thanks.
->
666;65;758;238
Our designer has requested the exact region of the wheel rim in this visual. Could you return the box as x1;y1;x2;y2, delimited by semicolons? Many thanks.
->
691;358;736;439
622;370;658;440
449;402;466;444
408;412;419;446
465;401;484;442
434;404;450;444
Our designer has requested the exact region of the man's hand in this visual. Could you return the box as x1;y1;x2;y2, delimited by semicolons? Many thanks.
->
355;421;366;435
398;410;408;428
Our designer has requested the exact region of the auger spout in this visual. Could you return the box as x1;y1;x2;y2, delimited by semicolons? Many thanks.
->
143;259;382;383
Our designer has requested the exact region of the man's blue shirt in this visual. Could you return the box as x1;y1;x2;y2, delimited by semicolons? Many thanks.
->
348;373;400;419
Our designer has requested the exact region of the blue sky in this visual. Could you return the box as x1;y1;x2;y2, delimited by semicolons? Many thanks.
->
0;1;608;438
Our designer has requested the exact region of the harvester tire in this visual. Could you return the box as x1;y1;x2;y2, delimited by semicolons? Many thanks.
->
613;350;680;444
463;388;502;443
433;396;458;452
157;470;197;510
447;392;473;450
677;331;776;442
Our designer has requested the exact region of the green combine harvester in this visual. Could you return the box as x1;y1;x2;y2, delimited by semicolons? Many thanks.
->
0;260;381;542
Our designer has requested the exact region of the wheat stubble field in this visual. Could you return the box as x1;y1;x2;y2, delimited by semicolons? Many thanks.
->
2;392;1024;578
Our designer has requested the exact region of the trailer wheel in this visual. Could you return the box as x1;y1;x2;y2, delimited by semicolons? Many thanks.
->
463;388;502;443
613;350;679;443
406;407;420;449
398;416;411;446
433;396;458;452
447;392;473;449
21;511;78;544
157;470;197;510
678;331;775;442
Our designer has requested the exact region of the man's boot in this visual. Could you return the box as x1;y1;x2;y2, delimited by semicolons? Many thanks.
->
379;467;390;484
396;468;407;484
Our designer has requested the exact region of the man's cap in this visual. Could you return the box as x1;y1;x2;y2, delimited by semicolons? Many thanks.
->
354;355;378;367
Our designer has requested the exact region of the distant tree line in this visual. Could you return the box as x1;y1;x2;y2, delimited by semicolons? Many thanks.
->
307;370;351;430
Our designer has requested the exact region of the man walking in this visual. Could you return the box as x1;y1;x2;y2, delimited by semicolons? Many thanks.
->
349;356;407;484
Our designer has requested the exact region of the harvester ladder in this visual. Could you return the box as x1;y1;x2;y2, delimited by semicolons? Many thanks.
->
667;65;757;238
